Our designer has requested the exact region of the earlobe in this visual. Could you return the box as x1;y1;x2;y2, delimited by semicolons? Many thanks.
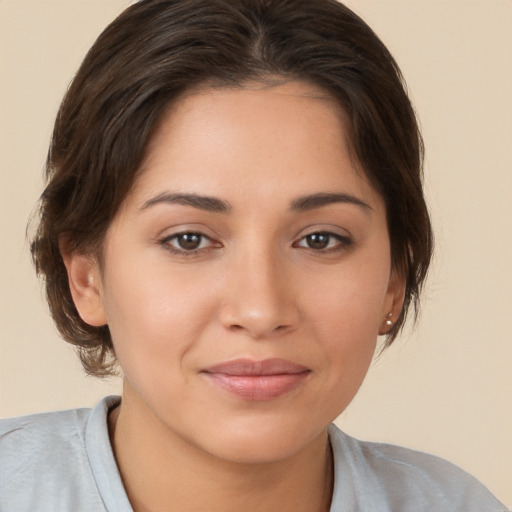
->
62;252;107;327
379;271;406;336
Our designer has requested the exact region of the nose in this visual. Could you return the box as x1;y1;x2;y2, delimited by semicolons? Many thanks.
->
219;249;300;340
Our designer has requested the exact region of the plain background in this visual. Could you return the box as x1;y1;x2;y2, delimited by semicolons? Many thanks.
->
0;0;511;506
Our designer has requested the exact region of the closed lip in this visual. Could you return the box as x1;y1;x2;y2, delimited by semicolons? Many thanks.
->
201;358;310;376
201;358;311;401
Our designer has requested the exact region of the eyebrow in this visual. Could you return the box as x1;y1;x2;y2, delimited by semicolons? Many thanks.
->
140;191;372;214
140;192;231;213
290;192;372;212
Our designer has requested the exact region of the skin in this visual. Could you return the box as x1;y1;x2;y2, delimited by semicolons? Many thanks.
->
65;80;404;512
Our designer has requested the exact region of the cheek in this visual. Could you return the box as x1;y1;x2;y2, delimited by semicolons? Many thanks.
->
300;256;390;384
100;258;218;379
304;259;391;341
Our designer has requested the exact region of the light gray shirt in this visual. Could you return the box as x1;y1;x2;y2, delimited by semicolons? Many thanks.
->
0;396;506;511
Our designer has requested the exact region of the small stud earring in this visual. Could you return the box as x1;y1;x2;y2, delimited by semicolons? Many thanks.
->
385;313;393;326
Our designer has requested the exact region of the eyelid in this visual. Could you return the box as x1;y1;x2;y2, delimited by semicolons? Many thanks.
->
293;229;354;252
294;223;353;239
158;230;222;256
168;232;212;247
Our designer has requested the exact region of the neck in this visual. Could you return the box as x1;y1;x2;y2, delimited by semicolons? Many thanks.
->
109;387;333;512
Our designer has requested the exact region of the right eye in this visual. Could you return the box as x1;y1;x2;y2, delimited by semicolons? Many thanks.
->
160;232;216;253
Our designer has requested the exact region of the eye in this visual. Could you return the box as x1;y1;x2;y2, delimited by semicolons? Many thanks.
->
161;232;215;252
294;232;351;251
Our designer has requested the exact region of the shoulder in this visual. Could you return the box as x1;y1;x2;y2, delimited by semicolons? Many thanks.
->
0;406;91;477
0;398;119;512
328;424;507;512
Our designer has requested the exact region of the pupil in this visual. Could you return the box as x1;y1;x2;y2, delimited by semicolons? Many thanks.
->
307;233;329;249
179;233;201;250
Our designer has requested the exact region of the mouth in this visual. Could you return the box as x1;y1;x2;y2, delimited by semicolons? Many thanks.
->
201;358;311;401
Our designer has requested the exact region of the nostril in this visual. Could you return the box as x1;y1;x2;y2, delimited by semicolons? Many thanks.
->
229;322;290;335
219;295;300;339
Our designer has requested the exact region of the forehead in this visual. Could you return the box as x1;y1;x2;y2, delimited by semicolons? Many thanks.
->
126;80;380;210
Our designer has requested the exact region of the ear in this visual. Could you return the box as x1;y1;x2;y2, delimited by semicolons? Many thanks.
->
61;251;107;327
379;270;406;336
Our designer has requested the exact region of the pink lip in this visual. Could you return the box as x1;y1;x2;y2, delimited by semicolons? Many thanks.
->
201;358;310;401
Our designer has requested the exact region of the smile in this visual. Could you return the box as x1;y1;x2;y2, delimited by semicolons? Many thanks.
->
201;358;311;401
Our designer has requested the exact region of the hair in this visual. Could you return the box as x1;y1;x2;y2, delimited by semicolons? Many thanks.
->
31;0;433;377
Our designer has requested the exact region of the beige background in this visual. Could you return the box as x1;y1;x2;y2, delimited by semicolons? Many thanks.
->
0;0;511;506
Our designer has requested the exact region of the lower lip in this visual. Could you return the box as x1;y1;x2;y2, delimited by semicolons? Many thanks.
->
203;372;310;401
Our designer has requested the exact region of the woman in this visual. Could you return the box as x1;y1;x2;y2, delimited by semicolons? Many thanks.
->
0;1;506;510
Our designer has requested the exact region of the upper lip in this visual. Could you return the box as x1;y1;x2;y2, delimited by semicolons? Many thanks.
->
202;358;310;376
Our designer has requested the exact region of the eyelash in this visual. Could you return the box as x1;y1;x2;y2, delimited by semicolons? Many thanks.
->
159;232;218;256
293;232;353;252
158;231;353;256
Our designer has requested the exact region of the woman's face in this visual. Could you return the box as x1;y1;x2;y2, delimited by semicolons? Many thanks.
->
72;81;402;463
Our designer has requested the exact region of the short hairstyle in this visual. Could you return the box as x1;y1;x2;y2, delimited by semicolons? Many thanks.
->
31;0;433;377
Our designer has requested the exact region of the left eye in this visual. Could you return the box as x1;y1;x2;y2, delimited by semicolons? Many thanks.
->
295;232;348;250
164;232;213;251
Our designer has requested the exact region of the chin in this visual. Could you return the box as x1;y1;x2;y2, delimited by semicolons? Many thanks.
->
193;415;329;465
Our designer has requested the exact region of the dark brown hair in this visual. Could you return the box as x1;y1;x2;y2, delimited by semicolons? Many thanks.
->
31;0;433;376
